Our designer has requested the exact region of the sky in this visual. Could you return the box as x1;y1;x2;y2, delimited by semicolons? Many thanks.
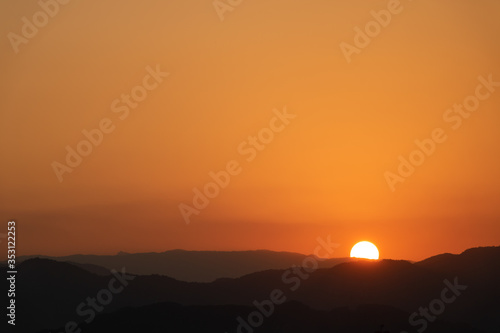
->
1;0;499;261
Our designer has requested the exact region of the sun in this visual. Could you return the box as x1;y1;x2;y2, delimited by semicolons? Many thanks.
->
350;241;379;260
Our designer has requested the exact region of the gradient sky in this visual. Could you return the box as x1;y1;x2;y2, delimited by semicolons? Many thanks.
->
1;0;499;261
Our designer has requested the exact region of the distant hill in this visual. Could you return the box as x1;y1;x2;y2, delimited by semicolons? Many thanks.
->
66;262;114;276
11;246;500;333
13;249;353;282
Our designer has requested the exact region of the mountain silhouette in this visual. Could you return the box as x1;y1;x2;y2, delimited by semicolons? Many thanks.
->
7;246;499;333
13;249;352;282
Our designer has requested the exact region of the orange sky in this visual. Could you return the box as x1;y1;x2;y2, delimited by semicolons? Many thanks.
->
1;0;499;261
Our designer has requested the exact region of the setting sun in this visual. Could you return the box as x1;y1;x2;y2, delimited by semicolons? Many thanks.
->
350;241;380;260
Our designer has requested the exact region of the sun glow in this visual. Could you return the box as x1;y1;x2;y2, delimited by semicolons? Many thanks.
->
350;241;379;260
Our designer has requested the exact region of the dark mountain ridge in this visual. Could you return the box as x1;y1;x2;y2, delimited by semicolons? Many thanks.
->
8;246;499;333
11;249;353;282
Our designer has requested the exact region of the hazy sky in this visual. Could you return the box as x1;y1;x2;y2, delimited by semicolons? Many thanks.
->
1;0;499;260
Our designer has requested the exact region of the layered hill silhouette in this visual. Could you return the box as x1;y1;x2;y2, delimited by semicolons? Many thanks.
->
7;246;500;333
13;249;353;282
